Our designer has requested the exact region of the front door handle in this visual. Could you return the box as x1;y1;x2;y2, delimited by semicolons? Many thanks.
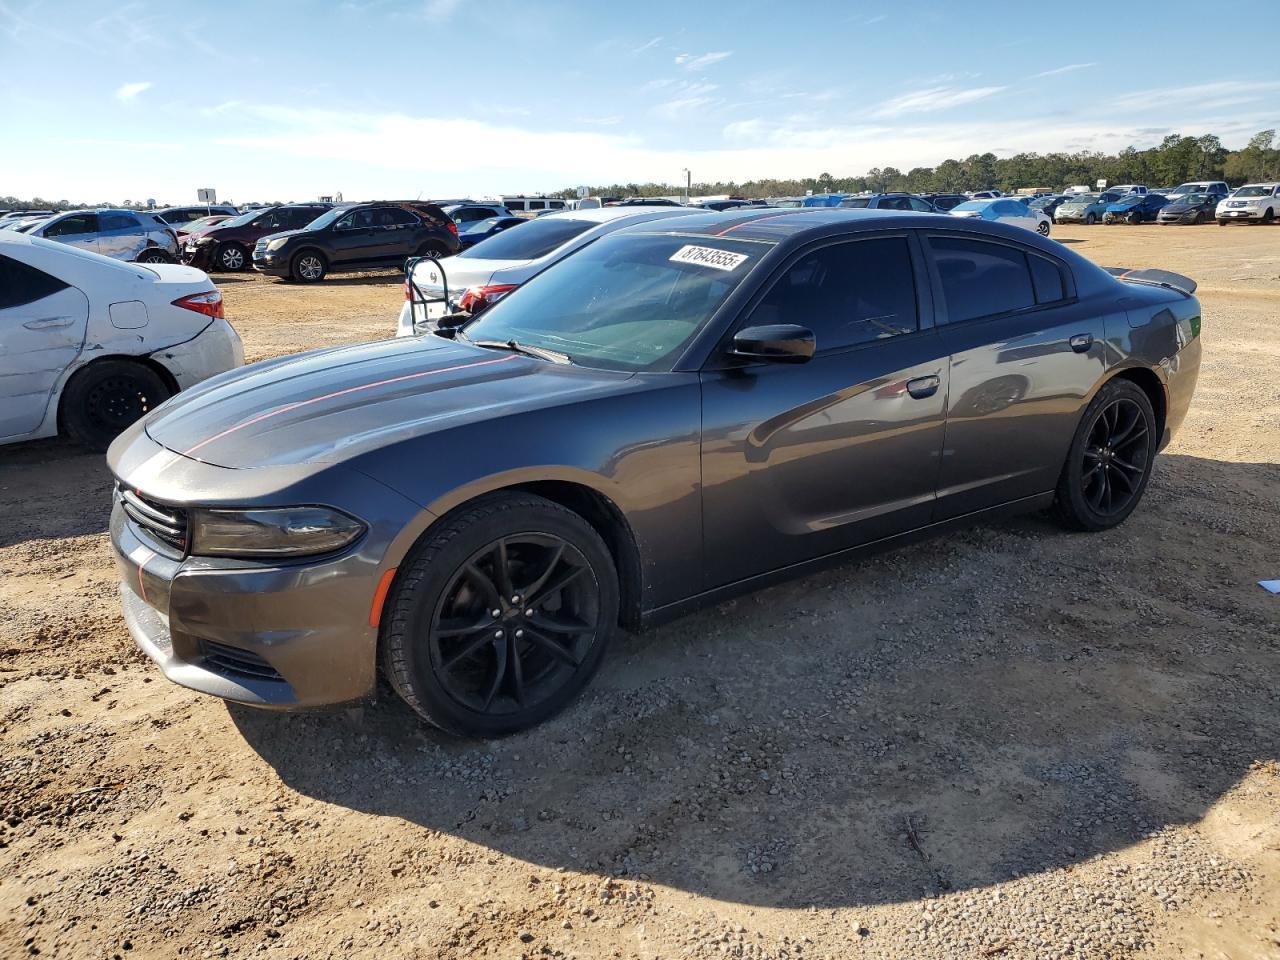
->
23;316;74;330
1069;333;1093;353
906;374;940;399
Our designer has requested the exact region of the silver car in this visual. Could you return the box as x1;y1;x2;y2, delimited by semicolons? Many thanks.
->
25;208;179;263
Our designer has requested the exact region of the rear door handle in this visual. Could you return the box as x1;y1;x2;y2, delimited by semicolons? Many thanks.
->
23;316;74;330
906;374;940;399
1069;333;1093;353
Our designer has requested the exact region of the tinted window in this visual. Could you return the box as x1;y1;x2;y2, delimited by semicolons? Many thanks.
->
456;216;596;260
335;208;376;229
929;236;1035;323
530;201;546;210
1029;254;1066;304
0;254;71;309
749;237;919;350
100;211;140;231
374;207;417;227
46;214;98;237
906;197;933;212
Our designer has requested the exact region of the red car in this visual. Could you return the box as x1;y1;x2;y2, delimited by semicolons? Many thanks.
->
182;204;332;272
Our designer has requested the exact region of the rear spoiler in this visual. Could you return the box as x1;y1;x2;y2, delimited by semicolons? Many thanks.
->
1104;267;1197;297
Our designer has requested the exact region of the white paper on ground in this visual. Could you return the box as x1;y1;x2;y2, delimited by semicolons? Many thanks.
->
1258;580;1280;594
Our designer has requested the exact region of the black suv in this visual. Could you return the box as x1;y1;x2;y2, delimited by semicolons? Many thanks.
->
253;201;461;282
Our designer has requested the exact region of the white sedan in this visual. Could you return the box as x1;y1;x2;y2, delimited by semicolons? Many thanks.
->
950;198;1052;236
397;206;703;336
1;232;244;450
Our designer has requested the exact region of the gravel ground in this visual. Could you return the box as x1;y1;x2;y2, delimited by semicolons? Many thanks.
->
1;225;1278;960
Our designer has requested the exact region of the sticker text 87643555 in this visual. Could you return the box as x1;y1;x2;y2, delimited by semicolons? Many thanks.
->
669;245;750;272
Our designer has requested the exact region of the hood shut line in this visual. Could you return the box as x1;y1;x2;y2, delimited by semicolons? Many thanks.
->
182;353;520;458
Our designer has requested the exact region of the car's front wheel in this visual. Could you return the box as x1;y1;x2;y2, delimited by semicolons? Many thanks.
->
1085;212;1097;225
215;242;248;271
136;248;173;264
1036;220;1050;236
1051;378;1156;532
61;359;171;452
381;493;619;736
290;251;327;282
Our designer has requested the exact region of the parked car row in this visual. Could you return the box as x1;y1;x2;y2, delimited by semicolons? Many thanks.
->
1049;181;1279;226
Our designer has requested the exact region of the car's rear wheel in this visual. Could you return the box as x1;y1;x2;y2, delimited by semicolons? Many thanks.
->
1036;220;1050;236
61;359;171;452
1193;211;1205;224
291;251;326;282
1085;212;1097;225
381;493;618;737
215;242;248;271
1126;211;1140;225
136;248;172;264
1051;378;1156;532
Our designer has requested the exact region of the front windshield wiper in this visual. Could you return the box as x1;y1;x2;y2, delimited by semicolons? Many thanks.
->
462;332;572;364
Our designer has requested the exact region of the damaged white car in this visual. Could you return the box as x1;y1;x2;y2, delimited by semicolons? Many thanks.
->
0;232;243;451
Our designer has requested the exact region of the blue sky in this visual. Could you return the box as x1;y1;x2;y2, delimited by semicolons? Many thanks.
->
2;0;1278;204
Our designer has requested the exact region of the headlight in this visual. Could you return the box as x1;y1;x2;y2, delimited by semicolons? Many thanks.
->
190;506;365;558
194;236;216;245
266;237;291;252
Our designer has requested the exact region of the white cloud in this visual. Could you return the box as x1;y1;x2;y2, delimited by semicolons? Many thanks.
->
674;51;732;70
422;0;463;19
114;81;152;102
872;85;1006;117
1108;80;1280;112
573;115;623;126
632;36;662;54
1029;62;1096;80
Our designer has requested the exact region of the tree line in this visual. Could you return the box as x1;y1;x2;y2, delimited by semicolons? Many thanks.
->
5;130;1278;211
559;129;1280;199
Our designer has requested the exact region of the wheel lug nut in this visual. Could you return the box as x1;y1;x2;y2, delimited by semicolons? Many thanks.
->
515;629;524;639
494;629;504;639
510;595;521;604
525;608;534;617
491;609;501;618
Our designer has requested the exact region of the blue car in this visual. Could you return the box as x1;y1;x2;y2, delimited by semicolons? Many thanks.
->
458;216;525;249
1104;193;1168;224
772;193;848;208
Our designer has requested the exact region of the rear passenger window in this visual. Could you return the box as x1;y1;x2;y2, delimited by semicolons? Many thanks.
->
929;236;1034;323
1028;254;1065;304
0;254;71;309
749;237;918;351
100;212;140;231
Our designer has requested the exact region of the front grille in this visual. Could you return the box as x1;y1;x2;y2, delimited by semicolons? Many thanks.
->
202;640;283;682
118;483;188;555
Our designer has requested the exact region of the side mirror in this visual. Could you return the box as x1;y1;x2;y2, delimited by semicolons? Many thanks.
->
730;324;815;364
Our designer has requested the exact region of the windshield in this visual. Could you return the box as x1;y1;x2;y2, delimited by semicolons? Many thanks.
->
1065;194;1099;203
300;207;349;230
1234;186;1270;197
460;233;765;372
772;199;803;207
840;198;871;208
1181;193;1210;204
217;209;263;228
952;200;989;211
456;216;595;261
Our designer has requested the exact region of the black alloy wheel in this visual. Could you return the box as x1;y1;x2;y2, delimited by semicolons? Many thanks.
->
430;534;600;715
1052;379;1156;532
382;493;618;736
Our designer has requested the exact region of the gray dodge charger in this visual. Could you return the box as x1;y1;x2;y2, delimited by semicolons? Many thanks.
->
108;209;1202;736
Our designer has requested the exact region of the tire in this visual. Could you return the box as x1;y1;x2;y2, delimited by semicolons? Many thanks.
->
1085;213;1096;225
1051;378;1156;533
214;242;248;272
1036;220;1050;236
136;248;172;264
290;250;327;282
1264;208;1275;224
1127;212;1139;225
1218;220;1228;226
61;359;171;452
1192;211;1204;225
381;493;619;737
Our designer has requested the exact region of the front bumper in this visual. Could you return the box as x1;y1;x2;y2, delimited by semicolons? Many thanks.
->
1216;208;1264;220
1157;211;1202;224
252;247;290;276
181;242;216;269
107;433;428;710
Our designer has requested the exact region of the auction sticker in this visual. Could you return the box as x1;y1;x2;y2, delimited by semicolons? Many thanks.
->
669;245;749;272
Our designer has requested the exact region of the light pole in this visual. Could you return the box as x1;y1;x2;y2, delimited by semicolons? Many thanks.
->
682;168;691;205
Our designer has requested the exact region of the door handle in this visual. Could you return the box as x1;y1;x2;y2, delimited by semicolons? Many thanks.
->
1069;333;1094;353
906;374;940;399
23;316;74;330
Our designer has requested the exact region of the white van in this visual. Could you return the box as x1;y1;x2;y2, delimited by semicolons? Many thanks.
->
497;196;569;215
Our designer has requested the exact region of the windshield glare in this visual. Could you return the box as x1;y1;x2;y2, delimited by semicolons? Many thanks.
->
459;234;764;371
456;216;595;261
952;200;988;211
1234;186;1269;197
300;207;347;230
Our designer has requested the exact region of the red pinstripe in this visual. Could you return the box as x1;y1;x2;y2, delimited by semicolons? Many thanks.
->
182;354;519;458
714;212;800;237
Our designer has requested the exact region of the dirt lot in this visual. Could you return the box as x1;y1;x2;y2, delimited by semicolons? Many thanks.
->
2;225;1278;960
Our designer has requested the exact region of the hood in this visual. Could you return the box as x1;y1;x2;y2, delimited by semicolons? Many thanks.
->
1107;198;1143;210
143;335;632;469
1163;198;1206;212
257;227;310;244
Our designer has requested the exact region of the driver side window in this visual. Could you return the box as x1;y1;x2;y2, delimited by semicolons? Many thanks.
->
747;237;919;352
